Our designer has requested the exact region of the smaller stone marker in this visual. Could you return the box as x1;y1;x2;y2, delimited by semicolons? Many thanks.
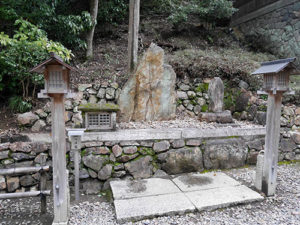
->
255;150;264;191
199;77;232;123
208;77;224;113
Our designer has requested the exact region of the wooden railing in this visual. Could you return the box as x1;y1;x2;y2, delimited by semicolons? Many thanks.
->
0;155;51;214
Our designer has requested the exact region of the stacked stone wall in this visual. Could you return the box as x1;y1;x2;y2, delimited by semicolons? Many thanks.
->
1;130;299;194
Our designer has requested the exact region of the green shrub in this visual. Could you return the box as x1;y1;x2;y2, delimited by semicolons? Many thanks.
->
167;0;237;26
0;19;72;102
8;96;32;113
98;0;128;25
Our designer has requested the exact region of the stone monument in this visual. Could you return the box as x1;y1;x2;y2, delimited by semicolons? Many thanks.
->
118;43;176;122
199;77;233;123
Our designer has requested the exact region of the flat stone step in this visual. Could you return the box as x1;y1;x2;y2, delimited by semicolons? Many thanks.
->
185;185;264;211
172;172;240;192
114;193;196;223
111;172;264;223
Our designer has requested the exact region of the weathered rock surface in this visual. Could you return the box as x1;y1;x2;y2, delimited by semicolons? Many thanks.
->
118;43;176;122
291;132;300;144
159;147;203;174
17;112;39;126
98;164;113;181
7;177;20;192
199;110;233;123
81;179;103;194
208;77;224;113
82;154;108;171
125;156;153;179
0;150;9;160
0;175;6;190
203;139;248;169
20;175;37;187
112;145;123;157
31;120;46;132
153;141;170;153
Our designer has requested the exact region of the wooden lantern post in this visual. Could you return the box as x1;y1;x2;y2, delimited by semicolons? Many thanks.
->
30;53;76;225
252;57;299;196
128;0;140;73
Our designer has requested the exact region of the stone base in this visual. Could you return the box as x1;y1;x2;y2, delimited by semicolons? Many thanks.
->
199;110;233;123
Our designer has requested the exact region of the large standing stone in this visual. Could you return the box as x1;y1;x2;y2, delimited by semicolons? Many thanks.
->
17;112;39;126
159;147;203;174
125;156;153;179
118;43;176;122
203;139;248;169
208;77;224;113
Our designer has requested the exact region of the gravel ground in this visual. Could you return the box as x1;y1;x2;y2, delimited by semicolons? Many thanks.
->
1;163;299;225
118;116;263;130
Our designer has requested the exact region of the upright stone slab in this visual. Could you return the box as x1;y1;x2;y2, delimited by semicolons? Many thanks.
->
119;43;176;122
208;77;224;113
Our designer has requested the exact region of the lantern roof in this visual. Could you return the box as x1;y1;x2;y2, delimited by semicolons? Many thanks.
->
30;52;77;73
252;57;299;75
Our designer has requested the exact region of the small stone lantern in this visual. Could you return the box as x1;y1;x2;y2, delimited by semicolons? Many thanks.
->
252;57;298;94
78;103;119;131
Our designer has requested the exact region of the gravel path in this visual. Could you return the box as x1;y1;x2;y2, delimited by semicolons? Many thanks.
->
118;116;263;130
1;163;299;225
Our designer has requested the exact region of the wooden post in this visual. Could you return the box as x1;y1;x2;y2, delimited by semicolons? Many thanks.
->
128;0;140;73
40;153;48;214
262;92;283;196
51;94;69;225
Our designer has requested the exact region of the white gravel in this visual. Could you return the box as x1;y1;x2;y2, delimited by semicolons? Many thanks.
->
1;164;299;225
69;163;300;225
118;116;263;130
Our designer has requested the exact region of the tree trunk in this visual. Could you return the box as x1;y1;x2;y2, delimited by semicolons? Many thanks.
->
86;0;99;59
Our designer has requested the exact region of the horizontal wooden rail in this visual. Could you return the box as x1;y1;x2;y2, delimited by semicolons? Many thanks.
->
0;166;50;176
0;190;51;199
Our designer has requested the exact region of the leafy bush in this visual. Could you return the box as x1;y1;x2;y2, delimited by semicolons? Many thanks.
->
0;19;72;104
98;0;128;25
0;0;92;49
167;0;237;26
8;96;32;113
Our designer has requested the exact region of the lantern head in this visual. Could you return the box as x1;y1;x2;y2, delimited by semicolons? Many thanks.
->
252;58;299;95
30;52;77;98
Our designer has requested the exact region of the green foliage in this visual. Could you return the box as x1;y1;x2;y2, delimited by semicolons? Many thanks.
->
98;0;128;25
8;96;32;113
201;104;208;112
167;0;237;26
0;19;72;103
195;83;209;93
0;0;92;49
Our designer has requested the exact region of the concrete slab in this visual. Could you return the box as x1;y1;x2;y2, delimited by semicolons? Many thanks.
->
114;193;196;223
110;178;180;200
172;172;240;192
185;185;264;211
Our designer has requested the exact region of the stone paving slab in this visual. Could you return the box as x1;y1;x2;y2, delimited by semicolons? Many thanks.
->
114;193;196;223
110;178;180;200
111;172;264;223
172;172;240;192
185;185;264;211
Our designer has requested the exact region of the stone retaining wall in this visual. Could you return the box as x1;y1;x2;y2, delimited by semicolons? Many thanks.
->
1;128;300;194
232;0;300;68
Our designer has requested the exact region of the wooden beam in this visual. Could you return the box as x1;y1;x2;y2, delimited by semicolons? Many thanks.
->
0;190;51;200
51;94;69;224
39;153;48;214
262;92;283;196
0;166;50;176
128;0;140;73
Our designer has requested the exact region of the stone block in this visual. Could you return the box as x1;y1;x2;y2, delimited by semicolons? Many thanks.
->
7;177;20;192
124;156;153;179
153;141;170;153
203;139;247;169
0;150;9;160
82;154;109;171
208;77;224;113
186;139;201;146
123;146;138;154
0;175;6;190
161;147;203;174
20;175;37;187
17;112;39;126
81;179;103;194
112;145;123;157
98;164;113;181
291;132;300;144
171;139;185;149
